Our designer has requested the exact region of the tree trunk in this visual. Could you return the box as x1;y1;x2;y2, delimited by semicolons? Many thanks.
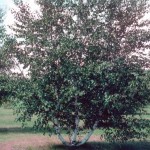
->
54;119;98;147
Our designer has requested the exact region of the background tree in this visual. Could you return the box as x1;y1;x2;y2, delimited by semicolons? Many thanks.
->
0;8;7;74
7;0;150;147
0;8;16;105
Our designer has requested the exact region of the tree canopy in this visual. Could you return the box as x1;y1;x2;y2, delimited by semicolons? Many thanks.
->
3;0;150;147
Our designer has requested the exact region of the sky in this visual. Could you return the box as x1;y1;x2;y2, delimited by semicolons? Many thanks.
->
0;0;16;11
0;0;15;27
0;0;35;8
0;0;7;7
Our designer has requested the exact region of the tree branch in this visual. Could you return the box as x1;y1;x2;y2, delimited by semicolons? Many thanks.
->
76;120;99;146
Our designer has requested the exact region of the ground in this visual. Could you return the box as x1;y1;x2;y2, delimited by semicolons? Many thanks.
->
0;135;105;150
0;106;150;150
0;135;51;150
0;106;104;150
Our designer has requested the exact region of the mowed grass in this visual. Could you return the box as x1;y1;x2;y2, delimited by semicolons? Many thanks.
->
0;106;57;150
0;106;150;150
0;107;41;142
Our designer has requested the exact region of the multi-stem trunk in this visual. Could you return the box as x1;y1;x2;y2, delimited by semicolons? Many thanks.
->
54;119;98;147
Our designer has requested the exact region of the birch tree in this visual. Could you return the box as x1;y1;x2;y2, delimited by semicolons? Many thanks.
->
8;0;150;147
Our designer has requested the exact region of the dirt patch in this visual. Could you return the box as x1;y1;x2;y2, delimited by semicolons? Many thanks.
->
0;135;53;150
0;135;103;150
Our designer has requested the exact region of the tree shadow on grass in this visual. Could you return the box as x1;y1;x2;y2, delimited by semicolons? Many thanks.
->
51;141;150;150
0;127;43;134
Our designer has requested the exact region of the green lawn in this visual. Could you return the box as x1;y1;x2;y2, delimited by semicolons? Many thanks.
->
0;107;41;142
0;106;150;150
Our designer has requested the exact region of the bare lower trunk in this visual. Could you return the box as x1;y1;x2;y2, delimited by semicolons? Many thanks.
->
70;95;79;145
54;119;99;147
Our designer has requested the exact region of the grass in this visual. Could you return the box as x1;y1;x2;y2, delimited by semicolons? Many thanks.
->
0;105;150;150
0;107;43;142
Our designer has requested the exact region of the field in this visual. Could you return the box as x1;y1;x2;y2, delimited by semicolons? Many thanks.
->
0;106;150;150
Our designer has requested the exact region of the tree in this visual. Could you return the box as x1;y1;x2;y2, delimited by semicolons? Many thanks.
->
0;8;6;73
0;8;14;104
7;0;150;147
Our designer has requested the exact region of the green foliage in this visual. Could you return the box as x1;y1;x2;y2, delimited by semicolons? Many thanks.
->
0;8;16;105
0;75;16;105
4;0;150;146
0;75;9;105
0;8;6;72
